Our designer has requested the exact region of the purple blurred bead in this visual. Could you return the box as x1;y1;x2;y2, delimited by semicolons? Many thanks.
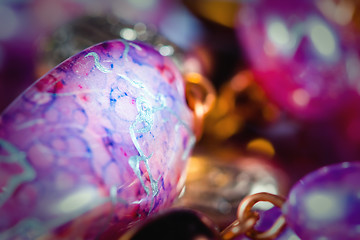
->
0;40;195;239
283;162;360;240
236;0;360;120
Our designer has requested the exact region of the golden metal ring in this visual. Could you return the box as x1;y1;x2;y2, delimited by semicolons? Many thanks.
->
184;72;216;140
220;212;259;240
237;192;287;240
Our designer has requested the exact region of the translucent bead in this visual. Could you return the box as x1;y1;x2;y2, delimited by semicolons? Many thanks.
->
283;162;360;240
0;40;195;239
236;0;360;120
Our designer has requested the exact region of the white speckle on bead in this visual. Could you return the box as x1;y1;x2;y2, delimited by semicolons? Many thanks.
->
267;19;290;46
159;45;174;57
288;192;297;205
288;235;301;240
120;28;137;41
56;187;99;214
319;167;329;174
308;19;337;59
341;162;351;168
32;93;53;105
304;192;343;221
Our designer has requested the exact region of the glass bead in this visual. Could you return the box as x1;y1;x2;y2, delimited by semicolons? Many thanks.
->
283;162;360;240
235;0;360;120
0;40;195;239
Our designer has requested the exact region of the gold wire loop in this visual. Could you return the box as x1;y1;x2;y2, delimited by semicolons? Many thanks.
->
220;211;259;240
237;192;287;240
220;192;286;240
184;72;216;140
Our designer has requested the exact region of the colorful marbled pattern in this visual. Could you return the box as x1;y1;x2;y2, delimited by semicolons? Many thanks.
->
0;40;195;239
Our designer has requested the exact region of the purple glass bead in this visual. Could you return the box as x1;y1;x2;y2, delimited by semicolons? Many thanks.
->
0;40;195;239
236;0;359;120
283;162;360;240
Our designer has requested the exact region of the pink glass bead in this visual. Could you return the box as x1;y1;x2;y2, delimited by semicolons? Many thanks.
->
283;162;360;240
0;40;195;239
236;0;360;120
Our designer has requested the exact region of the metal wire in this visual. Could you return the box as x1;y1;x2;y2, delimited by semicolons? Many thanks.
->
221;192;287;240
185;72;216;140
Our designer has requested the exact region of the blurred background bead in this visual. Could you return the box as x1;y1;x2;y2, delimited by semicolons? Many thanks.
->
315;0;360;35
203;70;280;141
37;15;186;77
283;162;360;240
110;0;174;27
235;0;360;120
1;0;204;113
